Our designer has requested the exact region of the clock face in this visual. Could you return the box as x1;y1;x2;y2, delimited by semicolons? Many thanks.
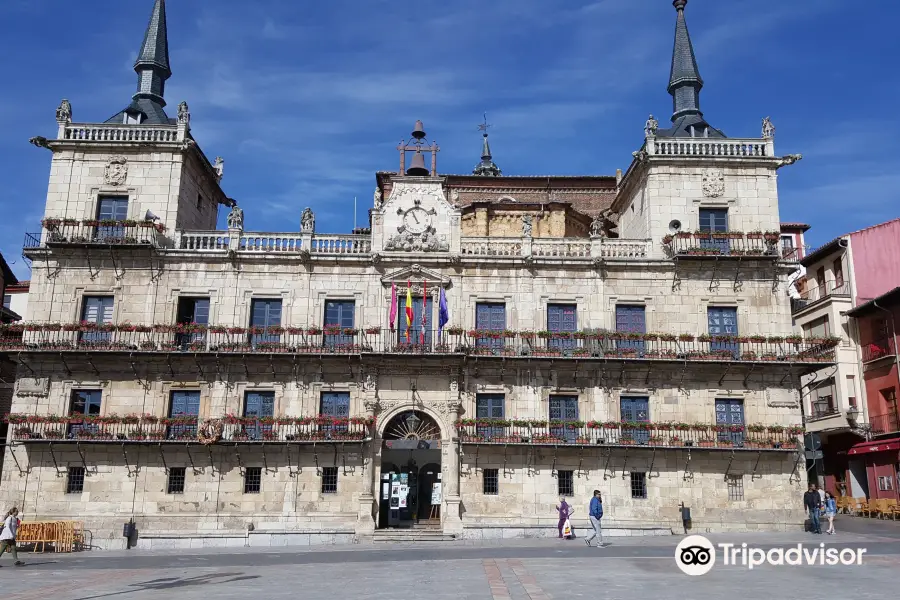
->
403;207;431;234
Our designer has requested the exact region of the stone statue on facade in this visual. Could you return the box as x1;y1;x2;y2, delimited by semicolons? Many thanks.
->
762;116;775;139
177;101;191;126
214;157;224;179
590;214;606;238
301;207;315;233
522;215;533;238
644;114;658;138
56;99;72;123
373;187;383;209
450;189;460;207
226;204;244;230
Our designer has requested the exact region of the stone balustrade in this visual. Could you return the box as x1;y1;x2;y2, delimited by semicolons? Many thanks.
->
61;123;182;143
647;137;772;158
532;239;591;258
460;237;651;259
310;235;371;255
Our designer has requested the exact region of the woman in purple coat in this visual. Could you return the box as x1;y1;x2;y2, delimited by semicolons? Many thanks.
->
556;496;571;538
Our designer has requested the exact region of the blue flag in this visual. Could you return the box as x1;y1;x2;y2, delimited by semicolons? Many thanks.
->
438;288;450;331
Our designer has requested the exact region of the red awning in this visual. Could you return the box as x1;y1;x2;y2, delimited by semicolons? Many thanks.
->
848;438;900;456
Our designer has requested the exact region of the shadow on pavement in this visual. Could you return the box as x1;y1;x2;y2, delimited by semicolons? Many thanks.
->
72;572;260;600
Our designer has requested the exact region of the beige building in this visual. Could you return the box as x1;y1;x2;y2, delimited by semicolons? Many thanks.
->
2;0;832;550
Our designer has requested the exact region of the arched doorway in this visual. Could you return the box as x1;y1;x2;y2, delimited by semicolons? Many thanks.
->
379;411;443;529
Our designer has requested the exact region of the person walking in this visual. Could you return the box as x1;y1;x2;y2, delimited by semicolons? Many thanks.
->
824;491;837;535
584;490;604;548
803;484;822;534
555;496;571;539
0;507;23;566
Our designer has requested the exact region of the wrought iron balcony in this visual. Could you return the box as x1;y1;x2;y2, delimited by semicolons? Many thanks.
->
6;414;374;444
2;324;840;366
455;419;801;450
25;220;167;250
869;412;900;436
862;337;897;364
791;280;851;313
663;232;781;259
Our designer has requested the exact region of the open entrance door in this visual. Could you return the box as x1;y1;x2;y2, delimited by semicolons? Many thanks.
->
378;411;442;529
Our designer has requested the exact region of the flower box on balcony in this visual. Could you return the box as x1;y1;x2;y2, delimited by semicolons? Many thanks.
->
575;437;591;445
698;440;716;447
619;438;635;445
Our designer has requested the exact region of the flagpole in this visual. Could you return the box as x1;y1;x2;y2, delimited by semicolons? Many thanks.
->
353;196;357;231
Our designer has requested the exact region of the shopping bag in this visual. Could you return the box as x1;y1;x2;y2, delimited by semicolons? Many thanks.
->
563;519;573;538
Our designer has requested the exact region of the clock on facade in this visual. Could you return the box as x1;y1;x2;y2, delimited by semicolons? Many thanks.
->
402;207;431;234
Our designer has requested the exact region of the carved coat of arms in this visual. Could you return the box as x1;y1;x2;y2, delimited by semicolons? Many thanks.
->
701;168;725;198
104;156;128;186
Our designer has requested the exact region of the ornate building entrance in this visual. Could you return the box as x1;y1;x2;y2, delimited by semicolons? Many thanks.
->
378;411;443;529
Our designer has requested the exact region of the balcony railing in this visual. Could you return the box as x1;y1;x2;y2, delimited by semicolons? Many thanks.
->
26;221;167;249
456;420;800;450
869;412;900;436
647;138;772;158
663;232;781;259
810;403;841;420
176;231;371;255
4;325;840;364
6;414;374;444
862;337;897;364
459;237;651;259
791;280;851;313
62;123;181;143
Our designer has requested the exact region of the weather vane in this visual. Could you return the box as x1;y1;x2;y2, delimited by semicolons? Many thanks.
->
478;112;492;134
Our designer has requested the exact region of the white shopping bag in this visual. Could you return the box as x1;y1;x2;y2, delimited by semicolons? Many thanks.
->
563;518;573;538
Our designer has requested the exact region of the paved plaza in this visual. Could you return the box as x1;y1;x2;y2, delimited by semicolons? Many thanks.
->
0;518;898;599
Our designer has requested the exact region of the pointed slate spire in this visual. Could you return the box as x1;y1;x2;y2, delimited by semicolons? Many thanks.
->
667;0;703;122
133;0;171;107
473;116;502;176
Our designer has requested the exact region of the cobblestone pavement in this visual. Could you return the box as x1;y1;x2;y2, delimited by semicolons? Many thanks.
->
2;519;897;600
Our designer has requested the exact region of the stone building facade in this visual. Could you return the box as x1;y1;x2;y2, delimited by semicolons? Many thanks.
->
1;0;830;549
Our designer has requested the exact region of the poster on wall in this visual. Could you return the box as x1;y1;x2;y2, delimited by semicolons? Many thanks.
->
431;482;442;505
398;484;408;508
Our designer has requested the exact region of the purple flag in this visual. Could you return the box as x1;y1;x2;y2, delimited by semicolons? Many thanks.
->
438;288;449;331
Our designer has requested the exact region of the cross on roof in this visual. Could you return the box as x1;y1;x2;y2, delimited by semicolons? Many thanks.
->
478;113;492;133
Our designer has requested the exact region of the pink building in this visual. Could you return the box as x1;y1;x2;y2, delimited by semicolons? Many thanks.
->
793;217;900;498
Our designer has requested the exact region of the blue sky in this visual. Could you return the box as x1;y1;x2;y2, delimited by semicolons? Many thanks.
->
1;0;897;279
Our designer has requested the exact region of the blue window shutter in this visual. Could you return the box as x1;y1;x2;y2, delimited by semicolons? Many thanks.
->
476;394;505;418
325;301;355;328
97;197;128;221
715;399;745;444
708;307;738;336
699;209;728;233
193;299;210;325
251;300;282;328
170;391;200;417
320;392;350;418
244;392;275;418
82;297;114;323
397;298;431;342
615;306;646;333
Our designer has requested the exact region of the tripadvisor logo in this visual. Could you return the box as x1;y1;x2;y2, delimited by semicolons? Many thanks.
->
675;535;867;575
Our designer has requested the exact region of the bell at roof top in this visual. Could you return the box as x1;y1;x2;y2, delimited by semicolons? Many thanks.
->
412;120;426;140
406;149;429;176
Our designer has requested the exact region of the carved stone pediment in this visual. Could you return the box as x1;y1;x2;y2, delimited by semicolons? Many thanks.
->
381;264;450;289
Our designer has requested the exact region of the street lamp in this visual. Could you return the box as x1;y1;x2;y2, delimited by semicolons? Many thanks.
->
846;405;859;426
405;412;421;433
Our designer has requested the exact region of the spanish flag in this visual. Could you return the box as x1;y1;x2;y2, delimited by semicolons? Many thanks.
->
405;280;413;341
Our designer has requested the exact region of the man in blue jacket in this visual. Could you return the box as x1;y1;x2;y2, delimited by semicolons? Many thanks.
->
585;489;605;547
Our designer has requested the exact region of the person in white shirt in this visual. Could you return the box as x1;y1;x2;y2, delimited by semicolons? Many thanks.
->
0;507;23;566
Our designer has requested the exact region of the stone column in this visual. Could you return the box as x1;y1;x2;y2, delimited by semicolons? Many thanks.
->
443;375;464;535
355;371;379;538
